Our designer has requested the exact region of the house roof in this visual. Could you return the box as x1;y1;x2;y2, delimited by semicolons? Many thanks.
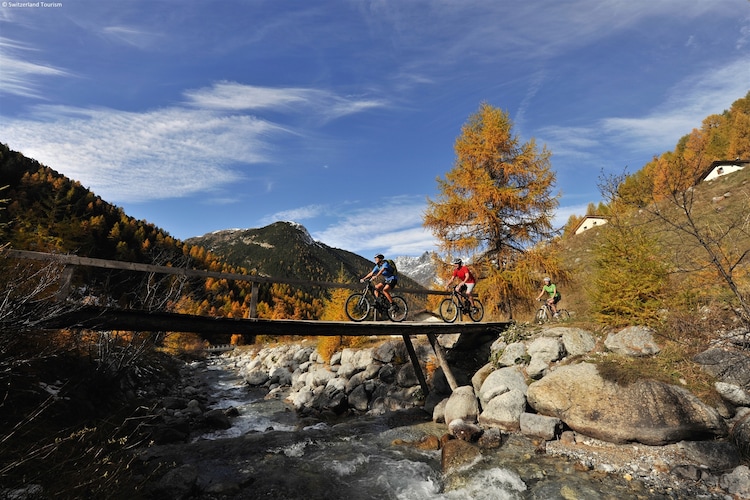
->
572;215;608;234
697;159;750;183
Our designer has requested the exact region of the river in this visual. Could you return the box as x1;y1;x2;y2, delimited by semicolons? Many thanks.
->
144;354;712;500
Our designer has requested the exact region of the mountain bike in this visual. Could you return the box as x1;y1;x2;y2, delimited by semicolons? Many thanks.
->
439;288;484;323
535;299;570;324
345;278;408;322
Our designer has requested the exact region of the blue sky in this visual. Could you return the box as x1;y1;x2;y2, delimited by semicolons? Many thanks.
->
1;1;749;258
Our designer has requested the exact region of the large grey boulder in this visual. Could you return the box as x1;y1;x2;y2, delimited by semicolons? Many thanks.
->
526;336;564;379
695;348;750;387
496;342;527;367
604;326;660;356
527;363;727;445
559;327;597;357
478;389;527;431
444;385;480;424
477;366;527;407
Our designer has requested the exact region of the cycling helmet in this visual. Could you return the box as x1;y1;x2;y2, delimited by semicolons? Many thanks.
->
543;277;551;282
452;259;462;265
374;254;384;260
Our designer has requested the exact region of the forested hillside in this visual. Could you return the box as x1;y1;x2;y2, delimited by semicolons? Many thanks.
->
0;143;407;322
564;91;750;233
557;92;750;328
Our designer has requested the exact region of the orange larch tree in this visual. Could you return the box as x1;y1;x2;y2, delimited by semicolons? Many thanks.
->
424;103;561;318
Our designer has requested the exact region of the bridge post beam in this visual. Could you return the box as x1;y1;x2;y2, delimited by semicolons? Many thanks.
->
249;282;259;319
401;334;429;395
427;333;458;391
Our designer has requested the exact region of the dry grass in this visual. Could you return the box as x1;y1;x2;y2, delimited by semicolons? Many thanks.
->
555;169;750;406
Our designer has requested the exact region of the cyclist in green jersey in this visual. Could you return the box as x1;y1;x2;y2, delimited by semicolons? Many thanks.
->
536;277;561;317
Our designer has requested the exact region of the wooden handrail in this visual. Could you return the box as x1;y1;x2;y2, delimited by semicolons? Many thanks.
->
6;249;441;295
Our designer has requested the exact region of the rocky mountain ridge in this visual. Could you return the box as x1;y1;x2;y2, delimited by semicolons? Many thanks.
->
186;221;429;290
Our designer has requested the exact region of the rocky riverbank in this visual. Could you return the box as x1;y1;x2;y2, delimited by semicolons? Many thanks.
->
135;323;750;499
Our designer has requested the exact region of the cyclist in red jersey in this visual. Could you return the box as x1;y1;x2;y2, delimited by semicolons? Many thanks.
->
446;259;476;302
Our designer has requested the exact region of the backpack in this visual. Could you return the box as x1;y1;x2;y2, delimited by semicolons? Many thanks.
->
385;259;398;275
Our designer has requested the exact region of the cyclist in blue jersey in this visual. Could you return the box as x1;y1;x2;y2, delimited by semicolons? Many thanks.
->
360;254;398;311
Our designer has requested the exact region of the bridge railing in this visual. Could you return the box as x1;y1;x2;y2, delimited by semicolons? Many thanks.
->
6;249;450;318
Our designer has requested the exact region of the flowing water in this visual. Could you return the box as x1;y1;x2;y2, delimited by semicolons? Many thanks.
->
182;356;685;500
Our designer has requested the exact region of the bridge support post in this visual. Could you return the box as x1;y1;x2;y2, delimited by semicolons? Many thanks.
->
427;333;458;391
55;266;74;302
401;334;429;396
249;282;259;319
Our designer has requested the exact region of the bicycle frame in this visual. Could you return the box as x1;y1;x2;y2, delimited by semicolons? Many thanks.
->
361;280;388;310
345;279;408;322
536;299;568;323
439;288;484;323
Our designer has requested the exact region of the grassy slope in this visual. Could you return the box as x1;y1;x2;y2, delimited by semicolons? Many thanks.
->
556;166;750;326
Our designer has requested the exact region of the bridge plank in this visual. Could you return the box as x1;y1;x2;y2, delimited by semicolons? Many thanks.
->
40;306;510;337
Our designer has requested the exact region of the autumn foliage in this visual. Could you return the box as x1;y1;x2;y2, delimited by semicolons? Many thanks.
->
424;103;562;318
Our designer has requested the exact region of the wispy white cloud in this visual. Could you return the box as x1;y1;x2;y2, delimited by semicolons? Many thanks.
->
601;58;750;151
0;81;386;202
262;204;329;224
100;26;163;49
0;38;69;98
184;82;388;121
184;82;315;111
539;57;750;165
0;104;280;202
312;196;436;256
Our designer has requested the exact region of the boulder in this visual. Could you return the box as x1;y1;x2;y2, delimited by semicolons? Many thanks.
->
441;438;482;473
396;363;420;387
604;326;660;356
526;337;565;380
151;464;197;499
526;363;727;445
348;384;370;412
720;465;750;499
477;389;526;431
495;342;527;367
243;369;269;386
527;336;564;363
448;418;483;442
715;381;750;406
432;398;448;423
520;412;563;440
477;366;527;407
677;440;740;472
560;327;597;356
471;363;495;394
444;385;480;424
695;348;750;387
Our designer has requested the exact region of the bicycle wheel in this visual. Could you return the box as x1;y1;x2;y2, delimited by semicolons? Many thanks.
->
345;293;370;322
556;309;570;321
535;306;549;324
388;295;408;322
439;298;459;323
468;299;484;322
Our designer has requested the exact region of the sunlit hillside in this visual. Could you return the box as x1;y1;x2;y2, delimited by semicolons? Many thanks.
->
557;164;749;326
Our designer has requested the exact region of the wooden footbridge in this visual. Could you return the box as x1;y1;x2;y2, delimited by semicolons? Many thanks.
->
9;249;512;394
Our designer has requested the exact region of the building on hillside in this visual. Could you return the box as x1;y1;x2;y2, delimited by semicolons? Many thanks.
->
573;215;608;235
698;159;749;182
